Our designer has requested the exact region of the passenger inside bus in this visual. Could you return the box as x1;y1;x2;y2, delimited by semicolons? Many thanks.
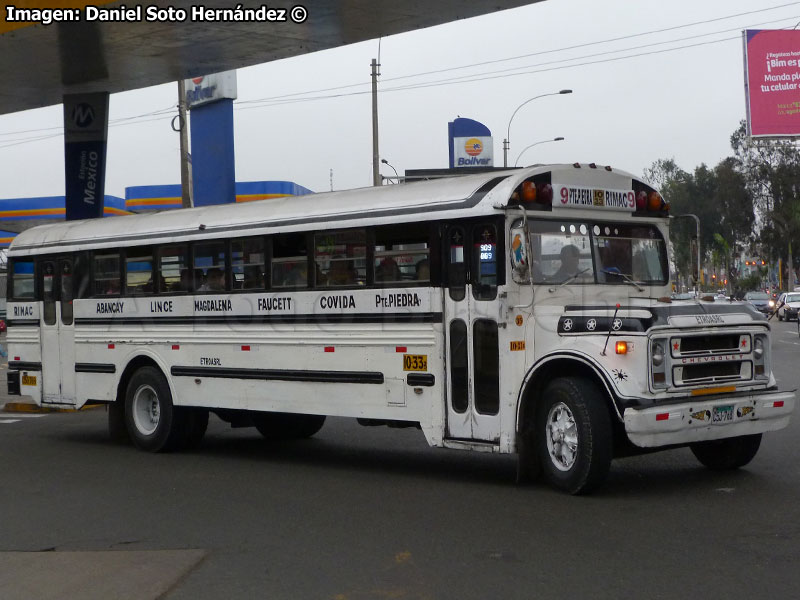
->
375;258;401;283
199;268;225;291
173;269;193;292
328;260;357;286
415;258;430;281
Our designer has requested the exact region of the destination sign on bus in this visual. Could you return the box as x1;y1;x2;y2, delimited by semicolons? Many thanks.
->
554;185;635;211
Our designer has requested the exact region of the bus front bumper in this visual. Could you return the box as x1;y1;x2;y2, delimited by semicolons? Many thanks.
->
623;390;795;448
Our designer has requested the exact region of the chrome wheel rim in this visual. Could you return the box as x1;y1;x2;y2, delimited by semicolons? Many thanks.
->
546;402;578;471
132;384;160;436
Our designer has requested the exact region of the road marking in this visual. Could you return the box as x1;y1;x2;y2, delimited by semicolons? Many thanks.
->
0;419;21;424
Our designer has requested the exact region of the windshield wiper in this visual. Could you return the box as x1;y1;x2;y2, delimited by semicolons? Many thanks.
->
548;268;592;291
601;268;645;292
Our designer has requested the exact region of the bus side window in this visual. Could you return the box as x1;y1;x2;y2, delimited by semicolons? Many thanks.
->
194;242;227;292
94;253;121;295
373;223;431;286
315;229;366;288
10;260;35;300
160;245;190;293
73;253;91;299
472;224;497;300
447;226;466;301
272;233;308;289
126;249;154;295
232;237;266;290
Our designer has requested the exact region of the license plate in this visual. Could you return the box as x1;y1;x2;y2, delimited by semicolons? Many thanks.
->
712;405;734;423
403;354;427;371
21;374;37;386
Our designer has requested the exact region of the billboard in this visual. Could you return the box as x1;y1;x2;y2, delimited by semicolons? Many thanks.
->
448;117;493;168
185;71;238;109
743;29;800;137
453;136;494;167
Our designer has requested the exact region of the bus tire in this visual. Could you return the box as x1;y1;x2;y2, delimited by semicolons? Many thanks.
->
124;366;187;452
108;401;129;443
536;377;612;495
252;412;326;440
690;434;762;470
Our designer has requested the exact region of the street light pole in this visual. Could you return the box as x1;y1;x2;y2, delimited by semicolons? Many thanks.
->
380;158;399;184
514;137;564;167
503;89;572;168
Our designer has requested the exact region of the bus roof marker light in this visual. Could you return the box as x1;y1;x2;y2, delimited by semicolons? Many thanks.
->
605;165;612;171
572;162;581;168
635;191;647;211
521;181;537;203
589;163;597;169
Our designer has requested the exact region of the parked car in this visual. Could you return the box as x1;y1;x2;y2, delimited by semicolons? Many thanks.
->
744;291;774;315
0;319;6;334
777;292;800;321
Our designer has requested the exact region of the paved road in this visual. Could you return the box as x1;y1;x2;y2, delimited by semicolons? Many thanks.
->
1;321;799;599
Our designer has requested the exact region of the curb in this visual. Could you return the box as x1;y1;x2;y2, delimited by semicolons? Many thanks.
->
2;402;105;414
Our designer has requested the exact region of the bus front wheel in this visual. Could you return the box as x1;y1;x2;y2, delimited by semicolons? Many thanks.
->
536;377;613;495
124;366;187;452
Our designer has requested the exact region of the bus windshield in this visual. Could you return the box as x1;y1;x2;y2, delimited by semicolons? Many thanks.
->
515;220;668;286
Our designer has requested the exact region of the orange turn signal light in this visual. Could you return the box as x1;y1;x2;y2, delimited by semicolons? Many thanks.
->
615;341;628;355
521;181;537;202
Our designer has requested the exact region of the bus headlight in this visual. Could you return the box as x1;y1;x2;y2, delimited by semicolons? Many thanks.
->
651;342;664;366
754;337;764;360
651;339;667;389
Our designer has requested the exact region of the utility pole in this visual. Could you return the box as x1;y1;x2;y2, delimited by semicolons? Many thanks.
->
177;79;193;208
371;58;380;186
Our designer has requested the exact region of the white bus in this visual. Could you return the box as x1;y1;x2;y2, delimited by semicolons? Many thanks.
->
6;164;795;493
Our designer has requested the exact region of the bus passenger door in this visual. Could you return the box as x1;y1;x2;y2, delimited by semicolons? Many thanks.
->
443;222;502;443
39;258;76;406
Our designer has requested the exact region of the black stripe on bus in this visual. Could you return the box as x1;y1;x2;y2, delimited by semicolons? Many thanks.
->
9;361;42;371
406;373;435;387
75;363;117;374
75;312;443;326
6;320;40;327
171;366;384;385
11;177;507;252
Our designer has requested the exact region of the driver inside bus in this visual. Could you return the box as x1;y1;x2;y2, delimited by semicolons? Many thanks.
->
550;244;581;283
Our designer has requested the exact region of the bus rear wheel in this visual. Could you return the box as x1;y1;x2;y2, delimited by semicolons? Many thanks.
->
536;377;612;495
252;412;326;440
690;434;762;470
124;366;187;452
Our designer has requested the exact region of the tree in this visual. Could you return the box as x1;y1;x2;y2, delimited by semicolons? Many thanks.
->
731;120;800;288
645;154;754;291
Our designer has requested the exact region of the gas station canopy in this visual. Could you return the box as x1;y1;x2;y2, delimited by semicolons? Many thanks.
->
0;0;539;116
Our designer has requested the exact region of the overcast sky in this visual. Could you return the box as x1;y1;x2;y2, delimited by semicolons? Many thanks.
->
0;0;797;199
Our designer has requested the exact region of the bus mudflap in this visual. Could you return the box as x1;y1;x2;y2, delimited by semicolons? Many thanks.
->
6;371;21;396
